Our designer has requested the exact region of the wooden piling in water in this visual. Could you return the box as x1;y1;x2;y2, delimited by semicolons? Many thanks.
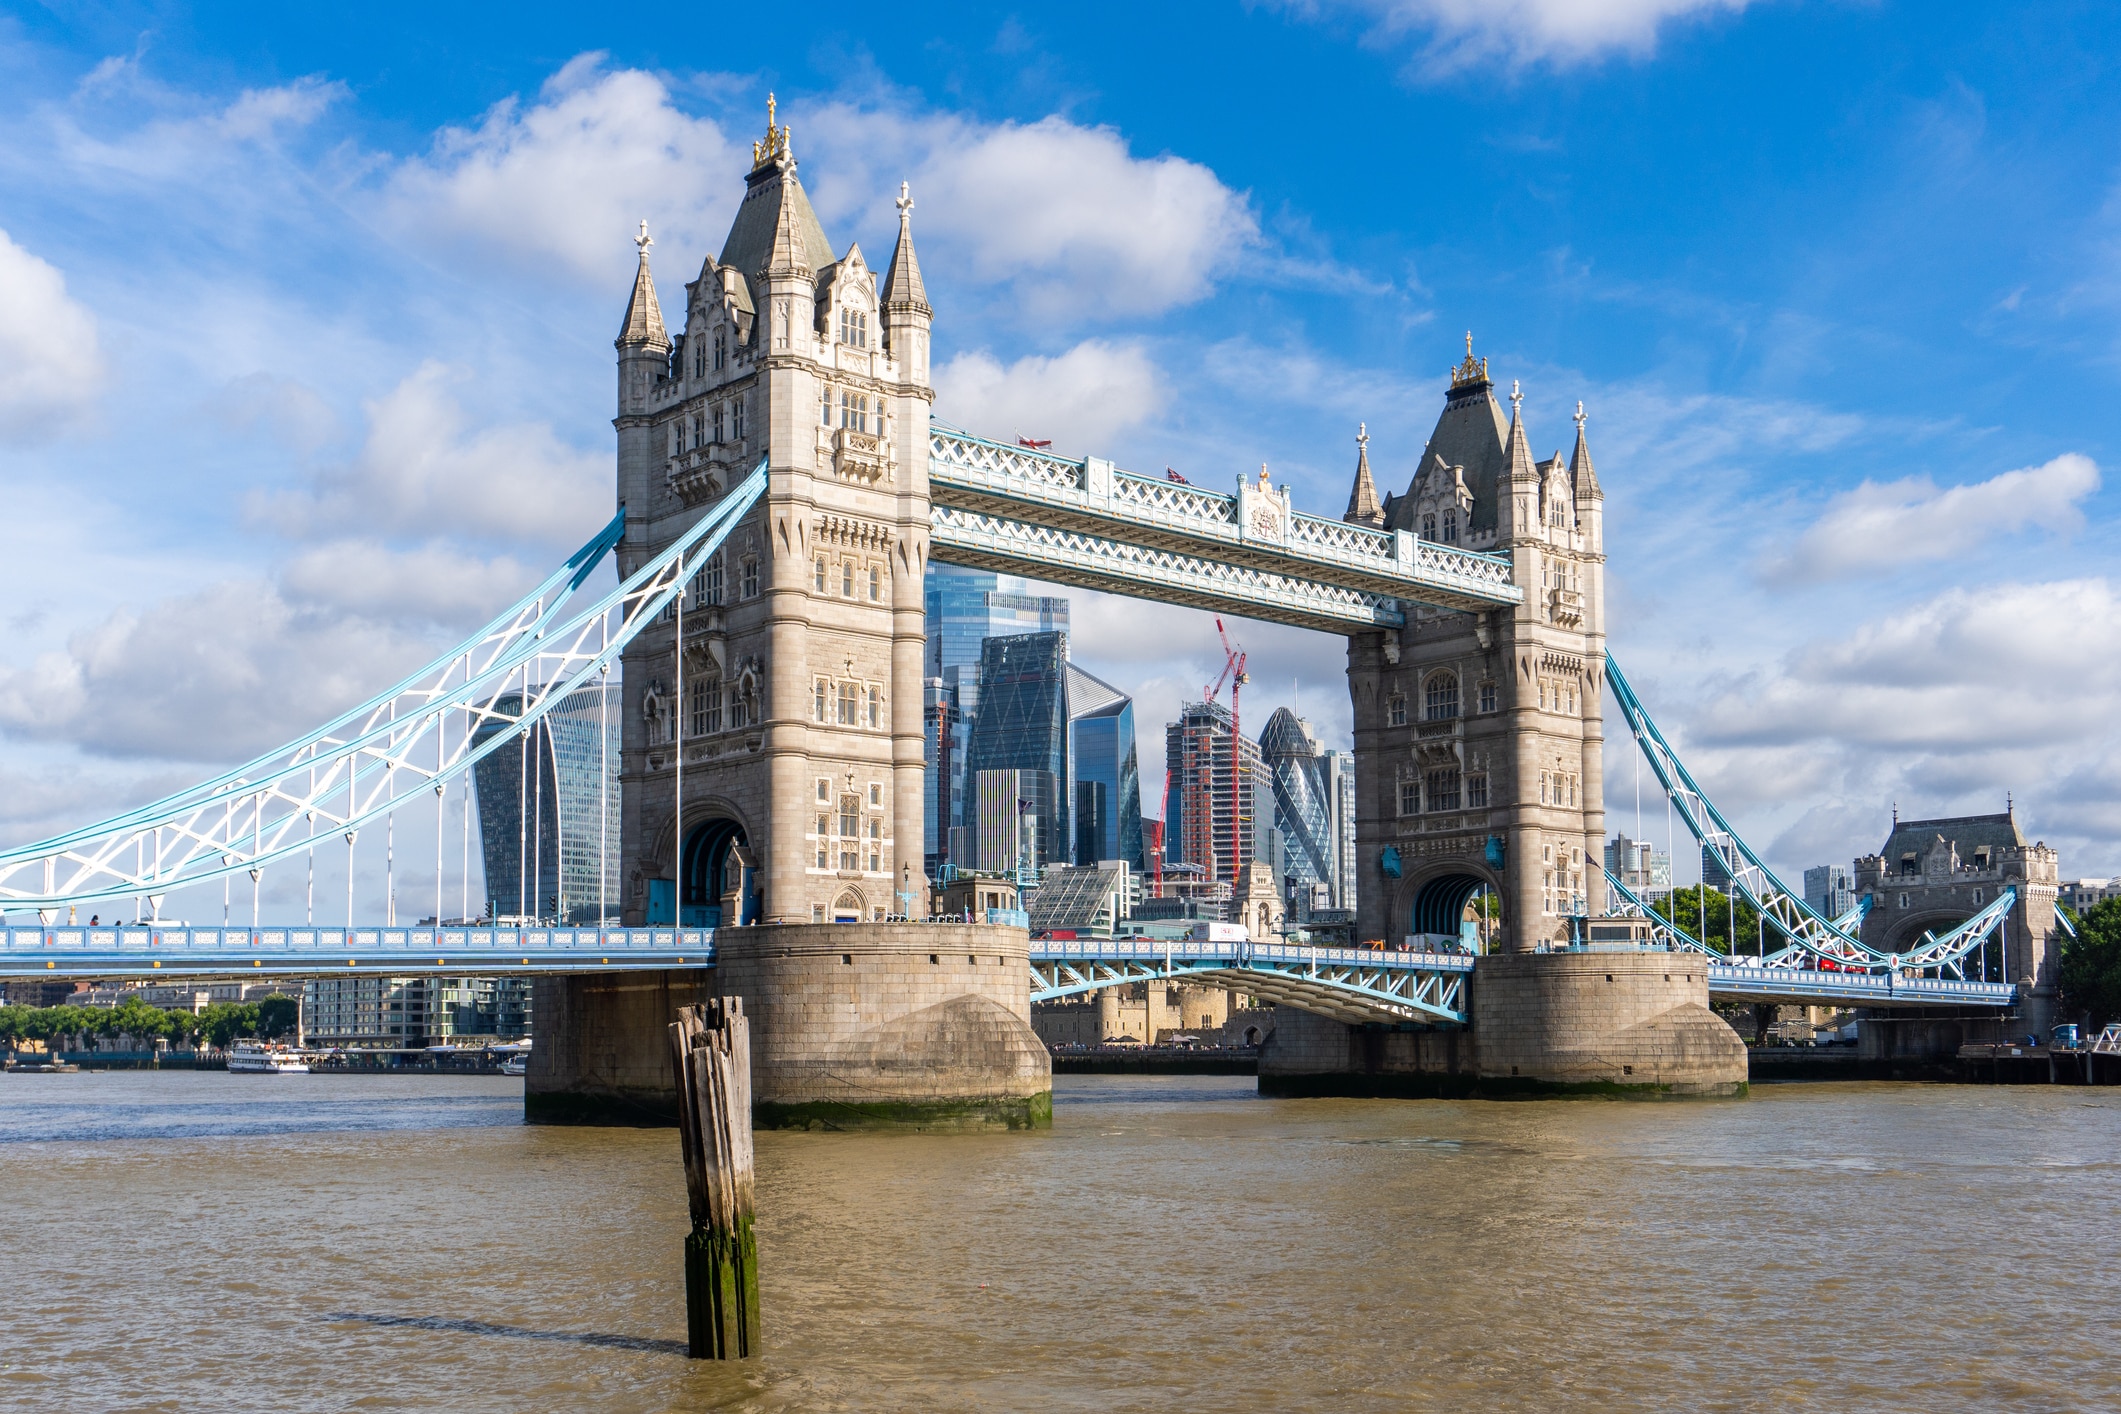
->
668;997;759;1359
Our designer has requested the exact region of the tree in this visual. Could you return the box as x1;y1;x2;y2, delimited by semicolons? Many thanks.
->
107;996;171;1046
2059;900;2121;1027
256;994;299;1040
199;1001;262;1049
1658;884;1766;955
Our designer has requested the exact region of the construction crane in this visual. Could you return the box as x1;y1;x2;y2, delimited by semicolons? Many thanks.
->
1202;618;1249;891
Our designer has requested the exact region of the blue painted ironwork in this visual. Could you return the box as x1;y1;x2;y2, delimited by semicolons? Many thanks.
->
1029;937;1470;1024
0;925;714;978
1605;653;2006;979
0;464;767;915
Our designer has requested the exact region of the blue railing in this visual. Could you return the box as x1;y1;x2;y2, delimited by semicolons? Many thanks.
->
0;925;715;975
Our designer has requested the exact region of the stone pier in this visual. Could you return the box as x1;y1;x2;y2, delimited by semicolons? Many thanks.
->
1259;952;1746;1099
527;922;1050;1129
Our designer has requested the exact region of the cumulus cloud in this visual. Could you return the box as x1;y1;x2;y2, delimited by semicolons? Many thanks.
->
1284;0;1759;73
51;70;345;185
0;228;103;439
934;340;1167;452
806;105;1259;321
251;362;608;547
1762;453;2099;582
1656;578;2121;875
385;55;742;281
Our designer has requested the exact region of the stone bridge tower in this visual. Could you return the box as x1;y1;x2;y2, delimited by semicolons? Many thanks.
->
614;102;935;928
1347;340;1607;953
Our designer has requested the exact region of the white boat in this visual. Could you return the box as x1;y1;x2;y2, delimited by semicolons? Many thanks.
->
227;1041;310;1074
499;1054;528;1076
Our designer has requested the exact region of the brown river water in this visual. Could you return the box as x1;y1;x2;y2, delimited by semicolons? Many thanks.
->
2;1071;2118;1412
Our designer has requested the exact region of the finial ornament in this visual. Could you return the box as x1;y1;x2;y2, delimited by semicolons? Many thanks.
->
1357;421;1368;449
1574;399;1586;432
635;219;652;256
1259;462;1272;486
1450;331;1490;388
897;180;914;218
1510;379;1523;416
751;92;793;170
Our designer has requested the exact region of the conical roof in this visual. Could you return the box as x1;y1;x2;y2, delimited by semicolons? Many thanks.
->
1502;381;1537;483
1569;401;1602;500
1344;423;1384;526
1389;335;1508;538
882;182;929;314
616;225;669;350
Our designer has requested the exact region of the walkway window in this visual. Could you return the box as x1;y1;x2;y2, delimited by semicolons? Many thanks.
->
1424;673;1459;721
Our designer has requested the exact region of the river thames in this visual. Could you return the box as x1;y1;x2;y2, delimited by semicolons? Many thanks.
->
3;1072;2117;1411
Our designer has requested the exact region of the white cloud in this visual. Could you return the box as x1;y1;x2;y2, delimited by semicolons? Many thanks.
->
934;340;1167;452
799;102;1260;320
1763;453;2099;582
280;540;538;625
0;228;103;439
252;362;608;547
385;55;741;282
1288;0;1759;73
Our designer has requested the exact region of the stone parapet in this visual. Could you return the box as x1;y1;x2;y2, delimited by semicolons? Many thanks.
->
527;968;716;1125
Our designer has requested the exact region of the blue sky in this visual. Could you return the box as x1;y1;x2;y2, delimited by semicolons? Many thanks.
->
2;0;2119;914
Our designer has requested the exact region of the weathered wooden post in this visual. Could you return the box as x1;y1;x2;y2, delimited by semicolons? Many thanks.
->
668;998;759;1359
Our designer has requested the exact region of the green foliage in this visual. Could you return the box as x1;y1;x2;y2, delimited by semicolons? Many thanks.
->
200;1001;263;1048
2059;900;2121;1027
1658;884;1769;955
256;994;299;1039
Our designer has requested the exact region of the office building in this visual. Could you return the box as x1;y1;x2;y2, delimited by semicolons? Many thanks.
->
1259;708;1357;915
471;682;621;924
1163;700;1270;885
1608;834;1674;902
1803;862;1857;919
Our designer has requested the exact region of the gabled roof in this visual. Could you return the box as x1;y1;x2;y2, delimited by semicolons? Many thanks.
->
1878;812;2027;861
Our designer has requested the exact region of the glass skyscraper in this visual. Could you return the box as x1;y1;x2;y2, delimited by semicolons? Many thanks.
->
923;566;1069;869
1065;664;1143;868
471;682;621;924
1260;707;1356;913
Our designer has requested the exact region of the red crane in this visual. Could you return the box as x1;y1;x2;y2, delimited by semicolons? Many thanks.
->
1202;618;1249;891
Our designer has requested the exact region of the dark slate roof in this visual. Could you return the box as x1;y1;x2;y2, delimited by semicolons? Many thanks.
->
717;160;835;309
1389;375;1510;537
1877;812;2026;860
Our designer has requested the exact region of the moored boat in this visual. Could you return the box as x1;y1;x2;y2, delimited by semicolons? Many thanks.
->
227;1040;310;1074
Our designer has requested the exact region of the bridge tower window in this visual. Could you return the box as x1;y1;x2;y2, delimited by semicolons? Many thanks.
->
1422;513;1437;540
841;560;855;596
1466;774;1488;809
814;557;827;592
712;329;726;370
840;391;869;433
1442;509;1457;543
814;679;828;722
868;817;883;872
866;686;881;728
1398;780;1418;816
839;307;869;348
1425;768;1461;812
869;783;883;807
869;565;882;601
815;815;829;870
839;797;862;871
837;681;860;726
1478;682;1497;713
713;404;724;442
1424;672;1459;721
821;385;833;426
1387;694;1407;727
741;558;759;598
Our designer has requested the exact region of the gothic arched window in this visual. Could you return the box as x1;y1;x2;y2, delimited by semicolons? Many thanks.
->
1424;672;1460;722
1422;513;1437;540
1442;509;1458;543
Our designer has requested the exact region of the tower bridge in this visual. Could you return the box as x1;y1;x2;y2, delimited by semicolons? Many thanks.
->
0;103;2056;1116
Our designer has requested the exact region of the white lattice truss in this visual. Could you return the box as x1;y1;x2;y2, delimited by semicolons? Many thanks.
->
0;464;770;914
927;426;1522;627
1030;941;1470;1025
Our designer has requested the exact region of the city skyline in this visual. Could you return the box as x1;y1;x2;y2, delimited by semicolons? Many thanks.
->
0;2;2117;902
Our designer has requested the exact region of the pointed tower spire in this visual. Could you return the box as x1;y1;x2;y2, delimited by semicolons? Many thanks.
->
616;220;669;350
1570;399;1602;500
1503;378;1535;480
882;180;930;315
764;182;811;276
1344;421;1384;525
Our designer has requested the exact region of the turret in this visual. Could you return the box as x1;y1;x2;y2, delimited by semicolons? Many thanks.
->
1569;400;1604;553
1344;422;1384;526
1497;378;1540;546
615;221;671;566
881;181;933;390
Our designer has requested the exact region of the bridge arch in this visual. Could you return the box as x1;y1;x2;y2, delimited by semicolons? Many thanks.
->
1408;867;1501;947
679;814;754;927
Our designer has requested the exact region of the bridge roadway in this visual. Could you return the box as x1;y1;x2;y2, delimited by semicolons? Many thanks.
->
1;927;2017;1019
